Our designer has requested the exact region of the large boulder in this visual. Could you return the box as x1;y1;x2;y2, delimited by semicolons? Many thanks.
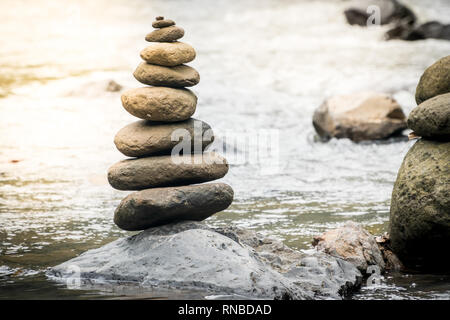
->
48;222;362;299
312;222;385;273
407;93;450;140
344;0;416;27
107;153;229;191
114;183;234;231
415;55;450;105
389;139;450;271
312;92;406;142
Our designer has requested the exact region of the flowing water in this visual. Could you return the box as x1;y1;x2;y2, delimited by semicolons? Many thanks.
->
0;0;449;299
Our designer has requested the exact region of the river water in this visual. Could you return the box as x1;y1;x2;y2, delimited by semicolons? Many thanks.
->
0;0;449;299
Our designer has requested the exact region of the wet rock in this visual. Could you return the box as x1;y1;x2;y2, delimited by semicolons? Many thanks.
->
114;183;234;230
407;93;450;140
415;55;450;105
120;87;197;121
375;234;404;272
114;118;214;157
344;0;416;27
152;19;175;29
312;92;407;142
389;139;450;271
140;42;196;67
49;222;362;299
145;26;184;42
386;21;450;41
107;152;228;191
312;222;385;273
134;63;200;88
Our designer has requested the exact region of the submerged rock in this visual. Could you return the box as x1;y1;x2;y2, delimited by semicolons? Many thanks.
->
312;92;406;142
389;139;450;271
407;93;450;140
134;63;200;88
415;55;450;105
114;183;233;231
107;153;228;191
386;21;450;41
49;222;362;299
313;222;385;273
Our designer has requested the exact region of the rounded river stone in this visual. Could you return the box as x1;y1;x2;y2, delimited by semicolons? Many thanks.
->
114;183;234;231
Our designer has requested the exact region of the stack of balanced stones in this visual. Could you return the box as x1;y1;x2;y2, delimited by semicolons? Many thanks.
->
389;55;450;270
108;17;234;231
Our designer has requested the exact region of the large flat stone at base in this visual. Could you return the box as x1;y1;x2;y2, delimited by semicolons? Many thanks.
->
114;183;234;231
48;222;362;299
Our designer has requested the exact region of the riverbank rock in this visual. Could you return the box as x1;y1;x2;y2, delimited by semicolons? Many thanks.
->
49;222;362;299
312;222;385;273
108;153;228;190
145;26;184;42
312;92;406;142
344;0;416;27
114;183;233;230
134;63;200;88
389;139;450;271
386;21;450;41
407;93;450;140
114;119;213;157
121;87;197;121
140;42;196;67
415;55;450;105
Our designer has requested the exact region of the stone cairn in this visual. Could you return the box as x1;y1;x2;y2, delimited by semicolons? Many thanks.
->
389;55;449;271
108;17;234;231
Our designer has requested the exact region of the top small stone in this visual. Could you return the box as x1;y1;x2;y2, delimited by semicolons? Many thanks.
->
152;17;175;28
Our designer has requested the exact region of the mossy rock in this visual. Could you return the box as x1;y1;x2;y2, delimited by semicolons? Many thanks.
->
389;139;450;271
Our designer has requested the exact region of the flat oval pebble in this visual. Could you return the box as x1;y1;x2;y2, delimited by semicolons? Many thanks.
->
114;118;214;157
114;183;234;231
107;153;228;190
407;93;450;139
152;19;175;28
140;42;196;67
121;87;197;121
145;26;184;42
134;63;200;88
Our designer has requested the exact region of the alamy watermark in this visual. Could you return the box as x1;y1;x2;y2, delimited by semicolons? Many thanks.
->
170;122;281;175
